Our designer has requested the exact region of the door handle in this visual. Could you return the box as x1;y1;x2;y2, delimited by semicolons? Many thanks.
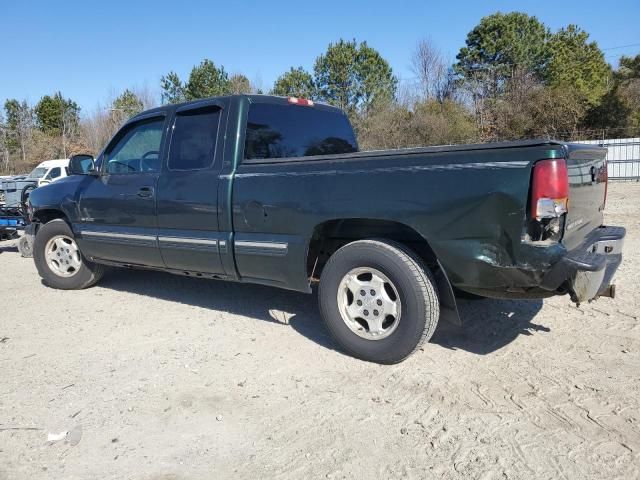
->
137;186;154;198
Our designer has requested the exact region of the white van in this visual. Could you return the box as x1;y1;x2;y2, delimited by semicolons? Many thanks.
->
26;159;71;187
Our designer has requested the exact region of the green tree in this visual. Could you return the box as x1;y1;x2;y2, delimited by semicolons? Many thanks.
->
34;93;80;157
112;89;144;118
271;67;316;99
455;12;550;88
617;55;640;130
185;59;230;100
34;92;80;135
545;25;610;106
314;39;397;114
586;54;640;134
160;71;186;104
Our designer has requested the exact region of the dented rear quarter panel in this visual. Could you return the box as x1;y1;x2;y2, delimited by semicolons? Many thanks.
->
231;140;569;293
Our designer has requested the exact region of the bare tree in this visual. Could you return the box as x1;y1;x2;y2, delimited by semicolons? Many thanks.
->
132;84;160;110
0;113;10;173
410;38;455;102
60;104;78;158
9;102;34;167
80;106;112;155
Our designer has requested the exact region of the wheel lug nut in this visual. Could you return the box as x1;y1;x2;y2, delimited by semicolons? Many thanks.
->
370;289;375;295
363;310;369;316
376;299;382;306
360;290;365;296
373;310;379;316
356;300;362;306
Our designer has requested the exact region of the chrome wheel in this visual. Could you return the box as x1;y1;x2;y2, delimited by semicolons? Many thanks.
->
337;267;401;340
44;235;82;277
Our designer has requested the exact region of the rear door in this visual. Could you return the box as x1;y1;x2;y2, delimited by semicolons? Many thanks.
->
156;100;227;274
563;144;608;250
75;114;167;267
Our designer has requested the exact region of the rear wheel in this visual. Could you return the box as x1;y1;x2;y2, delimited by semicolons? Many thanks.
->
318;239;439;364
33;219;104;289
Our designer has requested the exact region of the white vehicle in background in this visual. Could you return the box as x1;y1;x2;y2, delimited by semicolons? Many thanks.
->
26;159;70;186
1;159;71;208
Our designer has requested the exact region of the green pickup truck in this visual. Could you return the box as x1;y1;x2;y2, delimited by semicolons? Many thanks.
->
26;95;625;363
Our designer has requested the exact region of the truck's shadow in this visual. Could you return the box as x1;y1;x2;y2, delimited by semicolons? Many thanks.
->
0;244;18;254
98;268;547;356
431;297;547;355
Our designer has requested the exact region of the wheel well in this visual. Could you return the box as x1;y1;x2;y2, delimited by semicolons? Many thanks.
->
307;218;439;279
32;209;68;226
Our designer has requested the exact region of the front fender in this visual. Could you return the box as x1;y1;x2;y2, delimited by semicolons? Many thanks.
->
28;175;87;223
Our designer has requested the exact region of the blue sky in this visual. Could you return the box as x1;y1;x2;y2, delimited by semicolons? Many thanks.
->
2;0;639;114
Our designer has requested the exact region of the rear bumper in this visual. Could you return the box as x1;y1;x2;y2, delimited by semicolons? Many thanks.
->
541;226;625;304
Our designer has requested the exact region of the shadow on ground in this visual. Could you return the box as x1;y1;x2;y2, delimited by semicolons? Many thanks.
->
0;243;18;254
99;268;337;351
431;297;546;355
96;267;548;357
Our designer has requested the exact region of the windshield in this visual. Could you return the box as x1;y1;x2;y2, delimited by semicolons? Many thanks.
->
28;167;48;179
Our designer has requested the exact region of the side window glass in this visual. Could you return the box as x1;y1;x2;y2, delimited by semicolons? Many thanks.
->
104;118;164;174
47;167;61;179
244;103;357;160
168;108;221;170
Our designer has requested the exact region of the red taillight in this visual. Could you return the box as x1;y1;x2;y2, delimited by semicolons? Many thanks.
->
288;96;314;106
531;158;569;219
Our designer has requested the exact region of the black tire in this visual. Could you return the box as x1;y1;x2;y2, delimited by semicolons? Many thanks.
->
17;235;33;258
318;239;440;364
33;219;104;289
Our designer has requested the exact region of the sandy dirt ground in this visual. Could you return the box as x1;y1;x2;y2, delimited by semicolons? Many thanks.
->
1;184;639;480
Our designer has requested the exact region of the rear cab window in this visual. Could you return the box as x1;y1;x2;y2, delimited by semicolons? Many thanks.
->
244;102;358;161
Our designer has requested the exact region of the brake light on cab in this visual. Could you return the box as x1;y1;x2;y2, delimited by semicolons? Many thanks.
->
531;158;569;220
288;97;314;106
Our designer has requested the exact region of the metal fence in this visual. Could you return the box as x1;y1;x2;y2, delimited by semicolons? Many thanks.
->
574;137;640;181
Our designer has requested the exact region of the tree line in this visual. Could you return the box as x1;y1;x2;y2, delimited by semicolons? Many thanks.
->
1;11;638;174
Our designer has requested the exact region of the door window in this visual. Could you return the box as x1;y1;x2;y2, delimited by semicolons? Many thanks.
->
168;108;221;170
46;167;62;179
104;117;165;174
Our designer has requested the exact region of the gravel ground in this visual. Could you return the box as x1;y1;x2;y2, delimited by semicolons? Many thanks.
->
1;183;639;480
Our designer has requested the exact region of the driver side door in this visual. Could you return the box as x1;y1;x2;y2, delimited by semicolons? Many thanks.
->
74;114;167;267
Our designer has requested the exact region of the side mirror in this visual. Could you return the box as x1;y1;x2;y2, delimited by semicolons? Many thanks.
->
69;154;97;175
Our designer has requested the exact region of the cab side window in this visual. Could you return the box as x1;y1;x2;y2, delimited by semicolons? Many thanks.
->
168;107;221;171
46;167;61;179
104;117;165;174
244;103;357;160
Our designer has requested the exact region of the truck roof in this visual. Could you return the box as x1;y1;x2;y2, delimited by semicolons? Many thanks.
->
130;94;344;121
35;159;69;168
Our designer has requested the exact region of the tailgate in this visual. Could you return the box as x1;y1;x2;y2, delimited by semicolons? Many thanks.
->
562;144;607;251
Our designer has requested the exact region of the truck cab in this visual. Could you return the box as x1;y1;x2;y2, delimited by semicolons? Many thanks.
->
27;159;70;187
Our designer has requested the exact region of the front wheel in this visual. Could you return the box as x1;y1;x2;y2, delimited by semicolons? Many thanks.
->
318;239;440;364
33;219;104;289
